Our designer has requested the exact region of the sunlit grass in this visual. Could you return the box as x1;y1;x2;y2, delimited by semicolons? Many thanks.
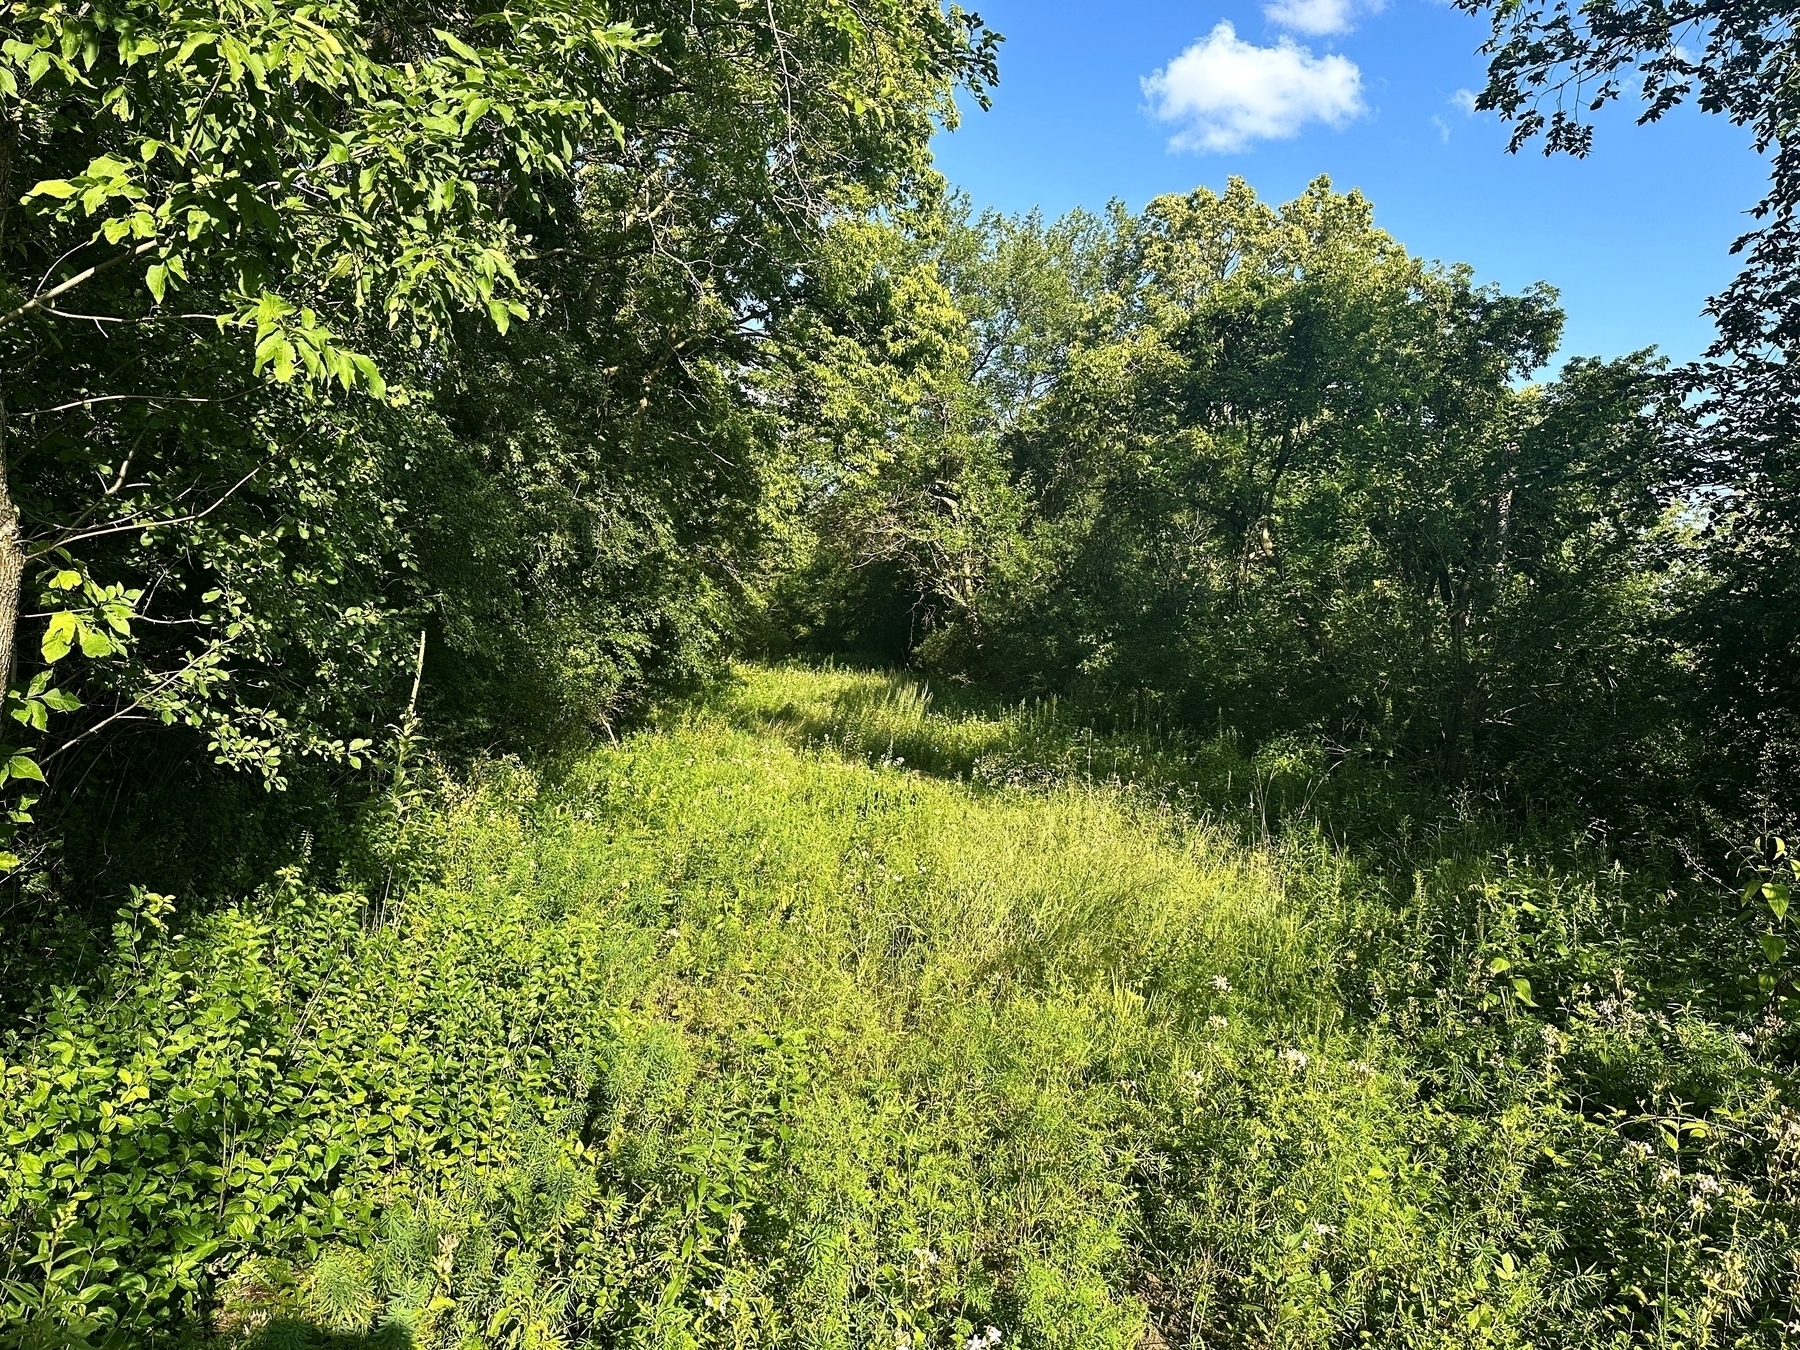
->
3;665;1789;1349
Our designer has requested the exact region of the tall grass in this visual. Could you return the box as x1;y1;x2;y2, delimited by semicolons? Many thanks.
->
2;666;1793;1348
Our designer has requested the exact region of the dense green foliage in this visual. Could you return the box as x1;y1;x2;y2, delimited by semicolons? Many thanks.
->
770;179;1723;828
1452;0;1800;825
0;0;995;888
5;667;1797;1348
4;0;1799;1345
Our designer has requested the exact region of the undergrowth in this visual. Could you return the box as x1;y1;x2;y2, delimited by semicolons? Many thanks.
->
2;665;1795;1348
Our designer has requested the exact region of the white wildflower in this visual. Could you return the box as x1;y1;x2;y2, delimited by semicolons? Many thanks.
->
1210;974;1232;993
1207;1015;1229;1030
1281;1047;1309;1073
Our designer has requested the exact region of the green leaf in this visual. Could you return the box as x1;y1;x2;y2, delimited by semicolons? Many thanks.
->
41;688;82;713
435;28;484;63
1760;933;1786;966
41;612;76;663
145;262;167;303
1768;883;1790;922
8;755;45;783
78;624;116;658
26;178;77;200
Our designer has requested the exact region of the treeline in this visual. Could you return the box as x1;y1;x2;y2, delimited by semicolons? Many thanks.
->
765;183;1732;832
0;0;1793;915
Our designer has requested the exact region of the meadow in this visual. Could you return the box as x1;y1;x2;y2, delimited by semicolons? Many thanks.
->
4;665;1793;1349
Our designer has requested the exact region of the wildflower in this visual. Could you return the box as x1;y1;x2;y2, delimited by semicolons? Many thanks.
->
1281;1047;1309;1073
1210;974;1231;993
702;1289;731;1313
1623;1140;1652;1161
895;1335;912;1350
911;1246;939;1268
1656;1165;1680;1189
1207;1015;1228;1030
1313;1222;1336;1236
1694;1173;1723;1196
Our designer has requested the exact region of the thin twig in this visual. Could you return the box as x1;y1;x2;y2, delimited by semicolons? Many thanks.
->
0;240;160;333
28;464;260;559
406;628;426;720
18;393;217;418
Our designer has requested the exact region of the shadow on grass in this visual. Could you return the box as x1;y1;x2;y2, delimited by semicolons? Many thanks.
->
708;666;1013;779
706;664;1379;840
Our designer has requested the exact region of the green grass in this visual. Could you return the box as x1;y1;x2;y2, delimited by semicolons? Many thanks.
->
3;665;1796;1349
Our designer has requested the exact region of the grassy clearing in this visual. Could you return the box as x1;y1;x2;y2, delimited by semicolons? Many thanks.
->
3;666;1795;1349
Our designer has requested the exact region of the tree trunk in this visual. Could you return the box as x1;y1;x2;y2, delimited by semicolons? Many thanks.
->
0;467;21;700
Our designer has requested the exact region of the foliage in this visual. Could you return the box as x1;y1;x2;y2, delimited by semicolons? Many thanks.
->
784;179;1702;821
1454;0;1800;828
5;665;1798;1349
0;0;999;897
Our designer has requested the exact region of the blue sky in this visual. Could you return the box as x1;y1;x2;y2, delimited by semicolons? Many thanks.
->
930;0;1770;367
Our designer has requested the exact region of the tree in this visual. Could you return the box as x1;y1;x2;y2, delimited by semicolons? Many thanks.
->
1456;0;1800;821
0;0;1000;884
0;0;651;810
833;179;1689;806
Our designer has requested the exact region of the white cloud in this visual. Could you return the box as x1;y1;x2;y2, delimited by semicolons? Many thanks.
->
1431;114;1450;142
1143;23;1366;153
1263;0;1355;35
1450;88;1479;115
1263;0;1385;38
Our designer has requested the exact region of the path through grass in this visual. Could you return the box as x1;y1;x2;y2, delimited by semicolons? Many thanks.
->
3;666;1791;1349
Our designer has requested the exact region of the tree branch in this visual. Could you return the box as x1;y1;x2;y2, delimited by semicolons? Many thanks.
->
0;240;160;334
